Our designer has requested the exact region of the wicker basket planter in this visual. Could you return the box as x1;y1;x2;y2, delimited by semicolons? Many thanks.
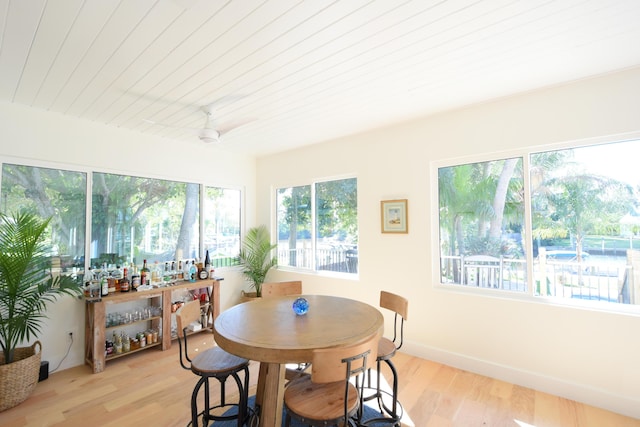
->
0;341;41;412
239;291;259;304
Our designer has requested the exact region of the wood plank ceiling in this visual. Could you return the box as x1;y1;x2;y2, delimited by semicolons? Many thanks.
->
1;0;639;156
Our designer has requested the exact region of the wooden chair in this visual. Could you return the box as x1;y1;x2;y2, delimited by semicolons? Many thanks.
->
176;300;250;427
363;291;408;425
283;333;379;427
260;280;302;297
260;280;309;380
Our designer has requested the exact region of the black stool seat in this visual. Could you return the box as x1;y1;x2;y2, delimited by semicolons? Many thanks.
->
191;347;248;376
176;300;251;427
188;347;250;427
377;337;396;361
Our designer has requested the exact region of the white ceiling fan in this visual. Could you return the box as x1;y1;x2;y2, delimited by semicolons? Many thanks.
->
143;96;255;144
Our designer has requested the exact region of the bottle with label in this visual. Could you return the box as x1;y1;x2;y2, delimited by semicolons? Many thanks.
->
199;251;210;280
131;264;140;291
176;260;184;281
120;275;130;292
152;261;160;285
163;262;172;284
140;259;150;286
183;260;190;281
100;276;109;297
189;260;197;283
170;261;177;282
98;262;109;297
83;267;94;297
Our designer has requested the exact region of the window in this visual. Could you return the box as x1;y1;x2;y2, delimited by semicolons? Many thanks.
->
1;164;87;280
437;138;640;307
277;177;358;274
204;186;241;268
438;158;526;291
91;172;199;269
0;160;242;278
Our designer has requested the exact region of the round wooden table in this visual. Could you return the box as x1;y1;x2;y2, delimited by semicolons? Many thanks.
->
213;294;384;427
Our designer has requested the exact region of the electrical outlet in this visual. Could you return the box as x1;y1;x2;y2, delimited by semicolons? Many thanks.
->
66;328;77;341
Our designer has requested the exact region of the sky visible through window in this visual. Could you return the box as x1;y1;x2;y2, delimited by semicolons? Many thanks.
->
572;140;639;186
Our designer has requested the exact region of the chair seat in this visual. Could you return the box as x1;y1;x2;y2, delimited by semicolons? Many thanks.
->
191;346;249;375
284;376;359;421
377;337;396;361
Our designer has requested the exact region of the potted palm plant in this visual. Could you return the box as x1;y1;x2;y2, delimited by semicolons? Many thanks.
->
237;225;277;299
0;211;81;411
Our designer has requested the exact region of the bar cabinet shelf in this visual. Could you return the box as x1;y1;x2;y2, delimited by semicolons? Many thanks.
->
85;278;221;373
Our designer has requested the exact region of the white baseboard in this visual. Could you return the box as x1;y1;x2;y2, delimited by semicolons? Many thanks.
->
402;341;640;420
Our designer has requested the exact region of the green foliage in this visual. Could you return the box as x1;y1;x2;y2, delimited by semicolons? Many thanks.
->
237;225;277;297
439;159;523;257
0;211;81;364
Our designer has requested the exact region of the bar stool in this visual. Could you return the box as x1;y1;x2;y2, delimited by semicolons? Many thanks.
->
176;300;250;426
283;333;378;427
363;291;408;426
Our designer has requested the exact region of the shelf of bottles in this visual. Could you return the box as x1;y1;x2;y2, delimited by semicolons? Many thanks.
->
83;253;217;300
84;256;222;374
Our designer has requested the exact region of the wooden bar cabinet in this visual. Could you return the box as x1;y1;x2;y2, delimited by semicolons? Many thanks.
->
85;278;221;373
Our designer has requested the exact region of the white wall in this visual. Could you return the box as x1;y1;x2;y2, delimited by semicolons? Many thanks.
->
0;101;255;372
256;67;640;419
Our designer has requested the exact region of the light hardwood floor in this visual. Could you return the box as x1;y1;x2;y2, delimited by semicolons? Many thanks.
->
1;333;638;427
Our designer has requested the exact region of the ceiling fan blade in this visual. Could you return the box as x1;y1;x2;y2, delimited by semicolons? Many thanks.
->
201;94;248;113
143;119;201;132
217;117;257;136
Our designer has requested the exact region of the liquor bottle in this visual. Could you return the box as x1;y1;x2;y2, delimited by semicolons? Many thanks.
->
131;264;140;291
177;260;184;280
83;267;94;297
189;260;197;283
140;259;150;286
152;261;160;284
98;262;108;297
120;275;130;292
170;260;176;278
199;250;210;280
163;262;171;284
100;275;109;297
182;260;190;281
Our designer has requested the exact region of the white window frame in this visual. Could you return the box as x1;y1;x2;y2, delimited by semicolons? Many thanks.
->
274;174;358;278
431;132;640;316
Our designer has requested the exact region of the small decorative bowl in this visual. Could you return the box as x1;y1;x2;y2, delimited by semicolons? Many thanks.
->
292;297;309;315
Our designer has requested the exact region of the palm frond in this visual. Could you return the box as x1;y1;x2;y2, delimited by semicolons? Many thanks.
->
0;211;81;364
237;225;277;297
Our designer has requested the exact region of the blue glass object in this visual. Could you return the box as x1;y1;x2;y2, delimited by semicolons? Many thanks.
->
292;297;309;315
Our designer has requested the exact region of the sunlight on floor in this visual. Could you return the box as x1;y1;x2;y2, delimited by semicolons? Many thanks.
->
514;420;536;427
363;368;416;427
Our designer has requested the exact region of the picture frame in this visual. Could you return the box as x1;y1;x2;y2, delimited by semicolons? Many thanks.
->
381;199;408;234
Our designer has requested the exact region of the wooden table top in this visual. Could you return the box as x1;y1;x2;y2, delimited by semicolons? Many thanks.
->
213;294;383;364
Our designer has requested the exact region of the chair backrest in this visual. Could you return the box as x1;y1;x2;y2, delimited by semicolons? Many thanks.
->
310;333;378;384
175;300;201;369
380;291;408;349
310;333;379;424
175;300;201;338
261;280;302;298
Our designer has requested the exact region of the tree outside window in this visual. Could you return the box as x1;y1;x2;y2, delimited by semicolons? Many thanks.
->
277;177;357;274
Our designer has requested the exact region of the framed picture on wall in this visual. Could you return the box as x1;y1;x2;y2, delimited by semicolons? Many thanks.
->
381;199;408;234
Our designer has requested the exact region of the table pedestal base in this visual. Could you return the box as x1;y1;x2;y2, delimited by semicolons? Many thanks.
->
256;362;286;427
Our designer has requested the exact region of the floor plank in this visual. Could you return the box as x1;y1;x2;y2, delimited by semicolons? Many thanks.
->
0;334;637;427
